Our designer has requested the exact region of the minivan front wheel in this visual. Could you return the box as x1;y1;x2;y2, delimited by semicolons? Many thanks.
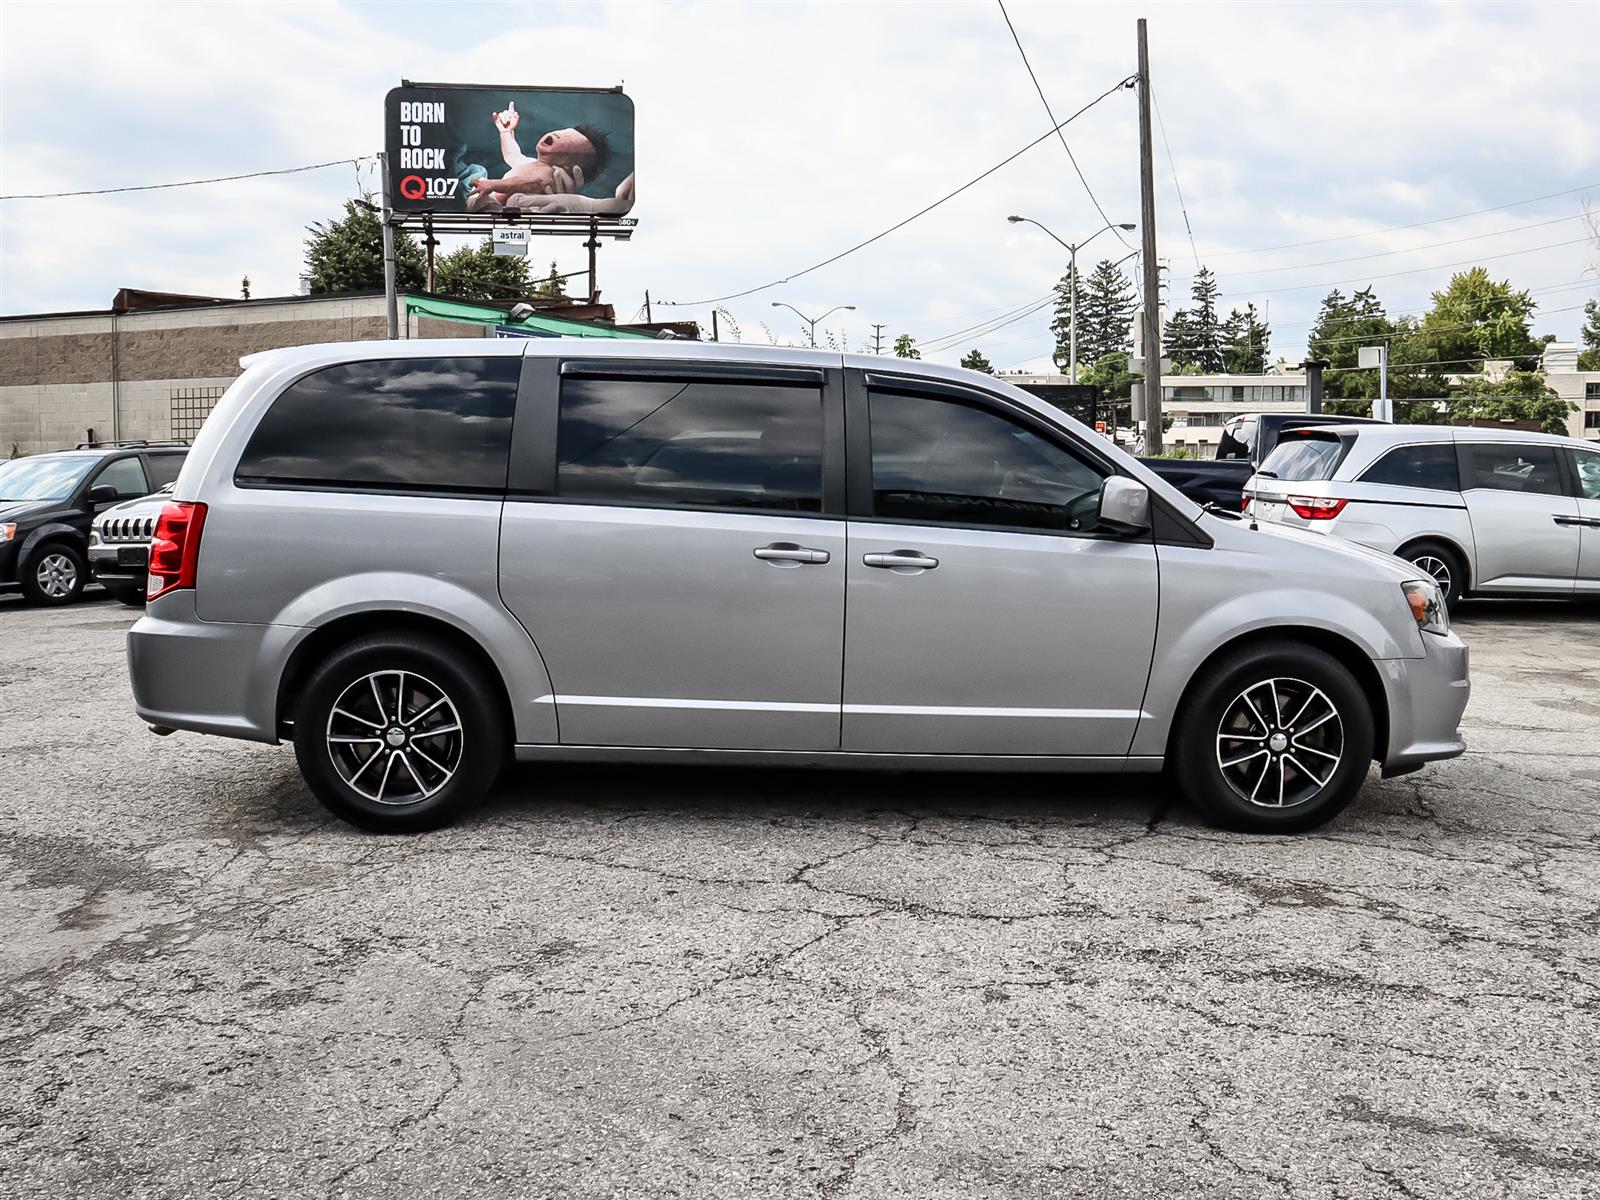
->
1173;642;1375;833
23;542;86;606
292;633;506;832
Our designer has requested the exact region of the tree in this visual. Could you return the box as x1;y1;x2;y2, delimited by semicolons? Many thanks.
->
893;334;921;359
1307;287;1394;400
1049;262;1083;372
304;201;424;294
1415;267;1541;368
432;238;532;301
1220;303;1270;374
1449;370;1576;435
960;349;994;374
1166;267;1224;371
1076;258;1138;366
1579;298;1600;371
533;261;567;300
240;275;251;300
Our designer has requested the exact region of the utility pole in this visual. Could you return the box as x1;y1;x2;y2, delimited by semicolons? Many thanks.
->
644;290;653;323
711;309;719;341
379;152;398;339
1137;18;1163;454
871;323;886;355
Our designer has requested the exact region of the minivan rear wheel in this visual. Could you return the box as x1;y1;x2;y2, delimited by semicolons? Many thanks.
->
292;633;506;832
1172;641;1375;833
1399;540;1465;610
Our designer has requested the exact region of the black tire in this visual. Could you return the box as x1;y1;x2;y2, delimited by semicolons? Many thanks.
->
1172;640;1376;834
21;541;87;606
105;584;146;607
292;633;506;833
1398;540;1466;610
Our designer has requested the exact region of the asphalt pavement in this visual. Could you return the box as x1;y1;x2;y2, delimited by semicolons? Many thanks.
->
2;593;1598;1199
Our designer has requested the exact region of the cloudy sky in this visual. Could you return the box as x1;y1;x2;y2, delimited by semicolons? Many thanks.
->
2;0;1597;372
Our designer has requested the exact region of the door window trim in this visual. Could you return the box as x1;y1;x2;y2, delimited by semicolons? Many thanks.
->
847;369;1137;542
506;358;848;517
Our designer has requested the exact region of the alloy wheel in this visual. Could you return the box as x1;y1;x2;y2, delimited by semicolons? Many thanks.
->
1412;554;1452;599
36;553;79;600
324;670;464;806
1215;676;1344;809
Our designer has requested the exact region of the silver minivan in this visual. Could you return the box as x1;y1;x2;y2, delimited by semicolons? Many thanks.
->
1245;424;1600;607
128;340;1470;834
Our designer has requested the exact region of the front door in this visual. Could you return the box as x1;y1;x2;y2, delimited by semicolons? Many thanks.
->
498;365;846;750
840;379;1159;757
1459;442;1579;593
1570;446;1600;591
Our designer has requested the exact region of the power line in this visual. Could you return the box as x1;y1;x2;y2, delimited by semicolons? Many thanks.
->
1264;277;1598;332
659;73;1136;308
1308;303;1587;348
1217;235;1591;298
0;157;375;200
919;293;1054;351
1197;182;1600;260
995;0;1136;252
1326;357;1527;374
1150;84;1199;270
1200;213;1583;279
921;296;1057;354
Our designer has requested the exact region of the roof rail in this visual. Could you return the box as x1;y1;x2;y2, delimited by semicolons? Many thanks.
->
73;439;191;450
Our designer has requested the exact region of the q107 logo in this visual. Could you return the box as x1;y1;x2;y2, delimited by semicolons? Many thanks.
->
399;174;460;202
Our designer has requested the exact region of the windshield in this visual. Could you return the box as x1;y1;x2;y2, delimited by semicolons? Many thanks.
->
1258;433;1346;482
0;455;96;501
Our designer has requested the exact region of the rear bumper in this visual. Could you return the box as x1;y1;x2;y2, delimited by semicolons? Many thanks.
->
127;590;297;743
1378;631;1470;774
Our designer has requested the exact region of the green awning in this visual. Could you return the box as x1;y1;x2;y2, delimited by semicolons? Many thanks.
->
403;294;651;339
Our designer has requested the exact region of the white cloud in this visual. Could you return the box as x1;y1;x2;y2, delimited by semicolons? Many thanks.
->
2;0;1596;370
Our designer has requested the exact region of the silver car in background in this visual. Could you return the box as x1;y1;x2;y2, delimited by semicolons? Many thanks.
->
89;482;176;606
1245;424;1600;607
127;340;1470;834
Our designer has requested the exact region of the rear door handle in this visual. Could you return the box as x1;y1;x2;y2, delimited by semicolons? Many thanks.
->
753;542;830;565
1553;516;1585;527
863;551;939;570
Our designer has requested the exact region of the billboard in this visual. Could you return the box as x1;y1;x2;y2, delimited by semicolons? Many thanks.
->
385;83;635;220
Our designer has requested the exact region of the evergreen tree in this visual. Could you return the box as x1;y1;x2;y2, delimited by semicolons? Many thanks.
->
533;261;567;300
1164;267;1224;371
1163;307;1198;370
1049;262;1083;373
1580;299;1600;371
893;334;921;359
1077;258;1138;366
1219;303;1270;374
1307;287;1393;400
959;349;995;374
432;237;532;301
304;201;425;294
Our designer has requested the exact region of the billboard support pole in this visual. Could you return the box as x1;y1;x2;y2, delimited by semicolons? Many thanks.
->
585;218;600;304
423;214;438;293
379;152;399;340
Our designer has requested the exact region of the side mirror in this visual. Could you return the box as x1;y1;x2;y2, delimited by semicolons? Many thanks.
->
88;484;120;506
1097;476;1150;535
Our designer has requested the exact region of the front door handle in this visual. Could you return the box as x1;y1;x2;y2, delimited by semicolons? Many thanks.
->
754;542;831;565
863;550;939;571
1553;516;1585;527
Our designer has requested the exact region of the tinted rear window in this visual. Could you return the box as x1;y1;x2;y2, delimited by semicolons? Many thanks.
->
236;357;518;493
1359;444;1459;491
1259;432;1346;481
1215;418;1257;461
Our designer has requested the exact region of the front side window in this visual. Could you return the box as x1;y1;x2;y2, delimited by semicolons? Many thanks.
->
236;357;519;493
557;377;822;512
867;390;1104;532
1359;444;1460;491
1572;448;1600;500
1462;444;1565;497
1259;433;1346;482
92;456;149;499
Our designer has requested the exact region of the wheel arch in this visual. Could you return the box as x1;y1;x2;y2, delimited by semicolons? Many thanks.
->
1392;534;1471;593
1164;626;1390;765
276;611;517;747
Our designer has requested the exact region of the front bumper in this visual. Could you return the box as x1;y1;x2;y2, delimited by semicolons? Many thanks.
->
89;542;147;586
128;590;299;743
1378;630;1470;776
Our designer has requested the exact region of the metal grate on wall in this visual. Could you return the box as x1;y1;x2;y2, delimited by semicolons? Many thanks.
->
170;386;227;440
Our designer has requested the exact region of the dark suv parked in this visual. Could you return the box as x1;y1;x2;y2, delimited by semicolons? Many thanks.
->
0;441;187;605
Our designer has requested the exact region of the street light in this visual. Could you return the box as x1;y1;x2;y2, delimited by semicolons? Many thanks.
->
770;301;856;348
1006;217;1136;384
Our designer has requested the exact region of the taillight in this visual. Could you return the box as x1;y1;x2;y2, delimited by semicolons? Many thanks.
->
1240;493;1252;511
146;501;207;601
1287;495;1348;520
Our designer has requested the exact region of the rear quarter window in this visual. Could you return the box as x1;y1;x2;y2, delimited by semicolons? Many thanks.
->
235;357;519;493
1258;433;1348;482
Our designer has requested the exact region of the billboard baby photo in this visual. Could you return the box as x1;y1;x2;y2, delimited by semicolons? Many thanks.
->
386;84;635;217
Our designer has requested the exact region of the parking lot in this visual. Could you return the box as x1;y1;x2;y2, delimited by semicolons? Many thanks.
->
2;594;1597;1199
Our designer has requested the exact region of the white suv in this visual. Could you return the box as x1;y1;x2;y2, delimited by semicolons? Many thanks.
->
1246;424;1600;607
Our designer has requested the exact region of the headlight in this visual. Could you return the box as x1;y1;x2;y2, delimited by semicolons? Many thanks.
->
0;523;14;543
1402;579;1449;636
